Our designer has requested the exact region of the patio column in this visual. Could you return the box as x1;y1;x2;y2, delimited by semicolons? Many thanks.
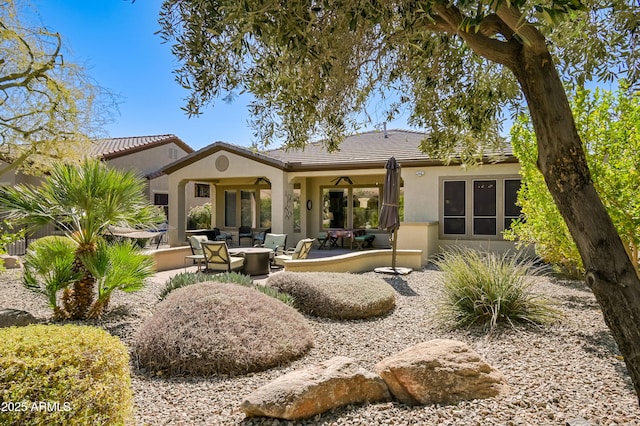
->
268;172;291;235
168;179;187;246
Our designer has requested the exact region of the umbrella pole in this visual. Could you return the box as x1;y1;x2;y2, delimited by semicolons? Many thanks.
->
391;228;398;271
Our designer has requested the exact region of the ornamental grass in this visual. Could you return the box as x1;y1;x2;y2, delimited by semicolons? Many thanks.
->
434;248;562;333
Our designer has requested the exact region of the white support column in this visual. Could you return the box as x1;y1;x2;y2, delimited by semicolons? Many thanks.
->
169;179;187;246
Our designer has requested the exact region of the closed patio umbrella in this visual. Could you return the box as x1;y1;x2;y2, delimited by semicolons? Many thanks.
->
376;157;411;275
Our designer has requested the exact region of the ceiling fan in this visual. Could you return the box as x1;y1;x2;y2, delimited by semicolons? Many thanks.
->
331;176;354;185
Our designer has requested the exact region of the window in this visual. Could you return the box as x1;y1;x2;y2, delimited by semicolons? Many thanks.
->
353;187;379;229
292;187;301;232
224;190;236;227
260;189;272;228
440;177;521;239
223;188;272;229
194;183;210;198
321;185;390;230
168;147;178;159
504;179;522;229
154;193;169;219
241;190;257;227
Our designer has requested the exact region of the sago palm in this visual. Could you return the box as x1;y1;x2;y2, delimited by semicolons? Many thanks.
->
0;159;164;319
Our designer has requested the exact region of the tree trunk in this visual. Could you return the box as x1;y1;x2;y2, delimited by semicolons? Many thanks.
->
511;45;640;403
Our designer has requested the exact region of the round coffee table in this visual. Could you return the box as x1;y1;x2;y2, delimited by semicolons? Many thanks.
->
229;247;272;276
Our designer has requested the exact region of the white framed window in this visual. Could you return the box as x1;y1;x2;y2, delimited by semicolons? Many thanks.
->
440;176;521;240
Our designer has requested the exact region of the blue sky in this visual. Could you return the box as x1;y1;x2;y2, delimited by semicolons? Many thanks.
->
29;1;409;151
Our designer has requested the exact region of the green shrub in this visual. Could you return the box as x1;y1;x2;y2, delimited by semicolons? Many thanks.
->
266;272;396;319
0;324;133;426
159;271;294;305
135;282;313;376
187;203;212;229
434;248;562;332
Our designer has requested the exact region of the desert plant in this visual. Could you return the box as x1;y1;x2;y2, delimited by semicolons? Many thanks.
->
22;236;154;320
79;240;156;318
267;272;396;319
0;324;133;426
434;248;561;332
158;271;294;305
135;282;313;376
0;159;164;319
22;236;80;317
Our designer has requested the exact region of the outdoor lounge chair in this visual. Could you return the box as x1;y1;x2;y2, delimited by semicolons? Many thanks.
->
202;241;245;272
255;233;287;261
273;238;315;267
185;235;207;271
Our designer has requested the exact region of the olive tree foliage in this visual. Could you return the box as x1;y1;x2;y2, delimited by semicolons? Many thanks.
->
158;0;637;153
159;0;640;402
0;0;111;176
505;83;640;275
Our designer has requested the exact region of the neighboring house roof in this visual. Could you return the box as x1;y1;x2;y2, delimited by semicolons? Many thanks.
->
160;129;516;175
90;134;194;160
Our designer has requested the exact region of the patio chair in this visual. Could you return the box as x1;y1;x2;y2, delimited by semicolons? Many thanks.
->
274;238;315;267
185;235;207;271
253;228;271;245
202;241;245;273
238;225;253;246
213;227;234;245
255;233;287;261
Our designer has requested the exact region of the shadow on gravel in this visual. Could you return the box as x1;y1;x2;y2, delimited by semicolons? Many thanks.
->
382;276;418;297
557;294;600;311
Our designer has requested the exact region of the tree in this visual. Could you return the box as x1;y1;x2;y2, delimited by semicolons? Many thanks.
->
0;159;164;319
0;0;111;176
506;84;640;275
158;0;640;401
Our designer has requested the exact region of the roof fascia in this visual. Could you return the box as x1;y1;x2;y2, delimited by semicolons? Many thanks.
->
161;142;287;175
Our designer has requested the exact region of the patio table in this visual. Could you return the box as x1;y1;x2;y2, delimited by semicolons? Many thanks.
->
228;247;272;276
326;229;365;250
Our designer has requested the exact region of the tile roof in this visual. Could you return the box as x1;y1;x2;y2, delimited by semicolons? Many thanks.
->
160;129;516;175
264;129;514;169
89;134;193;159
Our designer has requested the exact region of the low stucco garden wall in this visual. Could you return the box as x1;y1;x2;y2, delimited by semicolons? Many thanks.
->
282;250;423;273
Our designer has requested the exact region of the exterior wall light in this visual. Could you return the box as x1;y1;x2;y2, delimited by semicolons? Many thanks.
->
415;170;425;177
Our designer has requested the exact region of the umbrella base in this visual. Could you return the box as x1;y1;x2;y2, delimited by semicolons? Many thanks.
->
374;266;412;275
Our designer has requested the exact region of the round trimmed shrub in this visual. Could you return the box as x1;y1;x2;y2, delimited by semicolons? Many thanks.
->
134;282;314;376
266;272;396;319
0;324;133;426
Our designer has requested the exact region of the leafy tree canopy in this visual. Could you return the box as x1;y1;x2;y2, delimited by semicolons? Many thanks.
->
0;0;114;176
505;82;640;275
159;0;638;154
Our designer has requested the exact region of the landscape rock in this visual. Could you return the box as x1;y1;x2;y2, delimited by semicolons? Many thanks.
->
0;308;37;328
0;254;21;269
375;339;509;405
241;356;391;419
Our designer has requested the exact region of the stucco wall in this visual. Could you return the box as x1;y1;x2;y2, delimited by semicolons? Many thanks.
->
167;150;287;246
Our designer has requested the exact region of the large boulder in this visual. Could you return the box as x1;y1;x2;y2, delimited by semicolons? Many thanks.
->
375;339;509;405
0;308;36;328
241;356;391;420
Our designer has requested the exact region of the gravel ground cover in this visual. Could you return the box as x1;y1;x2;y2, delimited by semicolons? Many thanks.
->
1;267;639;425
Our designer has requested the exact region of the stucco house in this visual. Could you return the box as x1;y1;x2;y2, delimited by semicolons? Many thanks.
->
1;134;199;250
160;129;523;264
